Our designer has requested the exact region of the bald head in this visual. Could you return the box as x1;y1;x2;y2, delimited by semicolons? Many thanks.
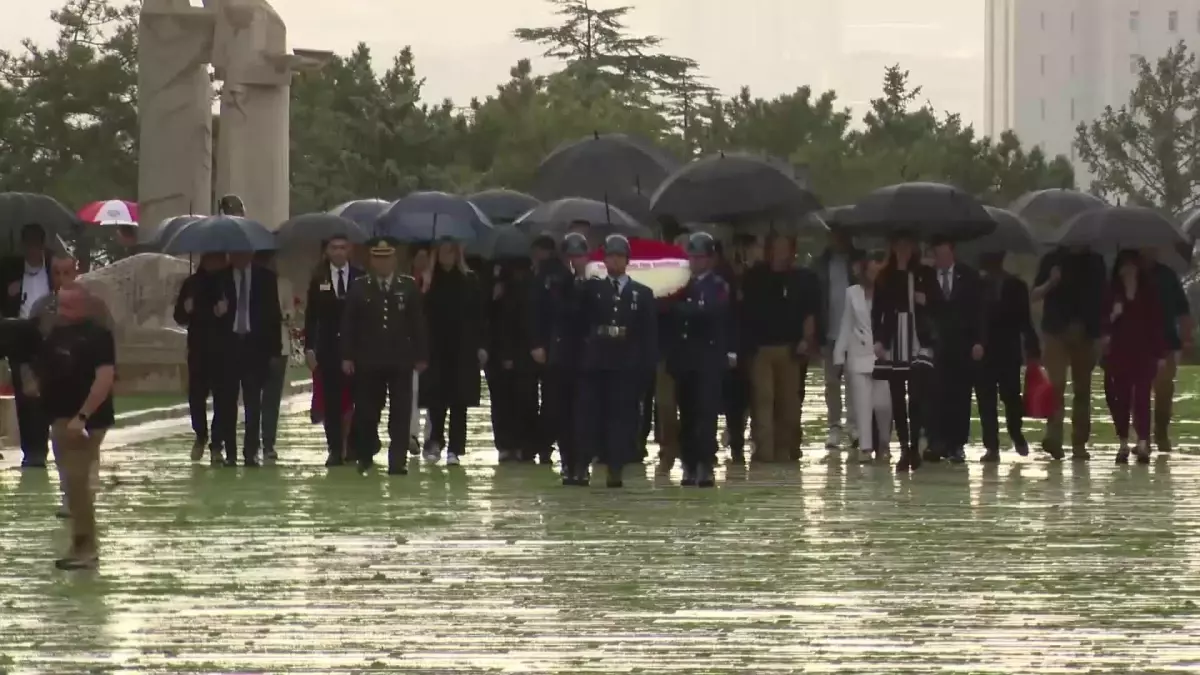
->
51;256;78;291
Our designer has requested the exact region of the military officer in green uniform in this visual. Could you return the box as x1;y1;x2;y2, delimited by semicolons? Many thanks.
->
340;237;429;474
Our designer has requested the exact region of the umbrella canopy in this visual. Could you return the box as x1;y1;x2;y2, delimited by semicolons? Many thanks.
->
1179;207;1200;238
533;132;678;201
815;205;854;228
0;192;79;241
328;199;390;228
842;182;995;241
1009;189;1106;233
163;215;277;254
149;215;204;249
477;224;533;260
513;197;652;239
277;212;368;249
650;152;822;229
1050;206;1188;252
956;207;1039;258
78;199;138;226
468;189;540;225
376;191;493;243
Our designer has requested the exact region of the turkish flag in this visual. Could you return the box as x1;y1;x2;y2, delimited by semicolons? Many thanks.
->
586;238;690;298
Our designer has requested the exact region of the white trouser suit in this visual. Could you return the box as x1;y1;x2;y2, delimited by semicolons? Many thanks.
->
831;285;892;452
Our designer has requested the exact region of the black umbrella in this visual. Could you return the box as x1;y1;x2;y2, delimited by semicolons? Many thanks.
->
0;192;79;242
513;197;651;239
956;206;1039;258
468;189;540;225
815;205;854;228
1051;206;1188;252
650;152;822;229
276;212;368;249
842;182;995;241
477;224;533;260
328;199;390;228
1009;189;1106;233
376;191;493;243
163;215;277;254
149;214;204;250
1179;207;1200;238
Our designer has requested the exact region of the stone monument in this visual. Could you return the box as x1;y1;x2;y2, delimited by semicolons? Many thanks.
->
137;0;331;235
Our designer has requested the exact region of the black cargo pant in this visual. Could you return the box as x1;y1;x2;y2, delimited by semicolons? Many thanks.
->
352;364;413;470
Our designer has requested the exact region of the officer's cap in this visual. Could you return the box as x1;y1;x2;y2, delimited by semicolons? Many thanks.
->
685;232;716;257
602;234;631;257
561;232;589;257
366;236;398;258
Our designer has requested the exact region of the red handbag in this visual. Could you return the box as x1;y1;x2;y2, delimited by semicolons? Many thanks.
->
1023;361;1058;420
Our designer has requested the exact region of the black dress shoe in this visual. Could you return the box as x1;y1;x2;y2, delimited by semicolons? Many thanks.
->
222;456;237;468
54;556;98;571
387;464;408;476
561;476;578;486
576;474;590;487
357;458;375;472
606;466;624;488
948;447;967;464
20;461;47;469
980;449;1001;463
697;464;715;488
680;466;697;487
244;457;261;468
325;455;345;467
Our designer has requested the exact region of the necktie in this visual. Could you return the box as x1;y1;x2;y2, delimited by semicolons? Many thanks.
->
337;268;346;298
236;270;250;334
941;270;951;298
612;277;621;294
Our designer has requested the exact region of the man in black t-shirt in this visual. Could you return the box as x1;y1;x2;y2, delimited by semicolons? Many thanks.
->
33;283;116;571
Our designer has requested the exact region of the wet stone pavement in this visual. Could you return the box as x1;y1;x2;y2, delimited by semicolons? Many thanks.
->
2;375;1200;674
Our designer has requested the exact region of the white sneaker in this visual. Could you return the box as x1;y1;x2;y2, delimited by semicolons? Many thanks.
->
423;441;441;463
825;427;842;449
446;452;461;466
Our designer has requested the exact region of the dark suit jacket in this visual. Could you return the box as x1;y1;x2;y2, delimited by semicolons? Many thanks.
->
303;264;363;358
929;263;986;361
214;264;283;359
981;272;1040;366
0;254;52;320
173;269;224;355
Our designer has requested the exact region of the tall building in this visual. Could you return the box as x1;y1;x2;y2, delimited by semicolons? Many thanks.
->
986;0;1200;167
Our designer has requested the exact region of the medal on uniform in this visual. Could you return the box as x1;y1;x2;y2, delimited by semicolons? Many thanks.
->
631;289;638;310
698;294;705;308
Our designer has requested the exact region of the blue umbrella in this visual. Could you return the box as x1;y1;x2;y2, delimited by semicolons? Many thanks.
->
149;214;204;250
163;215;277;254
376;191;493;243
328;199;390;228
468;189;541;224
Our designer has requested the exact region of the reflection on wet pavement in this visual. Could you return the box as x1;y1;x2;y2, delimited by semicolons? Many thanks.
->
2;378;1200;674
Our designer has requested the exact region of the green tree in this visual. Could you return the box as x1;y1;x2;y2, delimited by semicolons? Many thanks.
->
1074;42;1200;212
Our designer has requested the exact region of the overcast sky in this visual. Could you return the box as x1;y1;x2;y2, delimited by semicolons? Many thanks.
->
4;0;985;126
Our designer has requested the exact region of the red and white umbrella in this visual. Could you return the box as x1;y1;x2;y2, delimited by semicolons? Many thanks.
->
586;238;689;298
78;199;138;226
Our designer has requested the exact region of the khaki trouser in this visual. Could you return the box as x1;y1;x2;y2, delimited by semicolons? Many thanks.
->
750;345;803;462
51;420;106;557
655;363;681;464
1042;323;1098;452
1154;351;1179;445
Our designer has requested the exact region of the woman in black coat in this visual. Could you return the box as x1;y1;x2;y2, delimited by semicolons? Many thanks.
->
420;240;488;466
485;258;541;462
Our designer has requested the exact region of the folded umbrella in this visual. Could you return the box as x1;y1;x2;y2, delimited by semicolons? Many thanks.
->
376;191;492;243
956;206;1039;259
478;225;533;260
842;182;995;241
163;215;277;254
468;189;540;225
277;212;368;249
513;197;651;239
1051;206;1188;251
651;152;822;230
533;132;678;209
0;192;79;243
328;199;390;228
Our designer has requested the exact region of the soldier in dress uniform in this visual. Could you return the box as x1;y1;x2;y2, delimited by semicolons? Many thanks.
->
575;234;658;488
340;237;429;475
665;232;734;487
531;232;591;485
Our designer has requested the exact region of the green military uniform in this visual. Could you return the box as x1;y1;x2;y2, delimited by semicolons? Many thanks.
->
340;240;429;474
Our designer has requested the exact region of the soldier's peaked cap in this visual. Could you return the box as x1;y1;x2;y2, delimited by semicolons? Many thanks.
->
602;234;631;257
686;231;716;256
366;236;398;257
561;232;589;256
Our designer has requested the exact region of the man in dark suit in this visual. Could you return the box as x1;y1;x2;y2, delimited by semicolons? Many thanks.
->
341;238;429;475
928;236;986;464
303;234;363;466
0;223;53;467
213;250;282;467
173;252;228;462
976;252;1040;462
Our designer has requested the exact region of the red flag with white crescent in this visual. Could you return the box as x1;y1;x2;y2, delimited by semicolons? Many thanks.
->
586;238;690;298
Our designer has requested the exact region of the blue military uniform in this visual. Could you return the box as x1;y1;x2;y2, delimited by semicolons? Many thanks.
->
575;235;658;487
666;233;732;486
531;234;590;484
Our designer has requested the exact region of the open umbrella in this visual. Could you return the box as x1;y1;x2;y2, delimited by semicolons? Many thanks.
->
468;189;540;225
1050;206;1188;252
842;182;995;241
1009;189;1106;234
328;199;390;228
78;199;138;226
277;212;368;249
513;197;651;239
651;152;822;228
534;132;677;202
0;192;78;242
376;191;493;243
477;225;533;260
149;215;204;250
163;215;277;254
956;206;1039;258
